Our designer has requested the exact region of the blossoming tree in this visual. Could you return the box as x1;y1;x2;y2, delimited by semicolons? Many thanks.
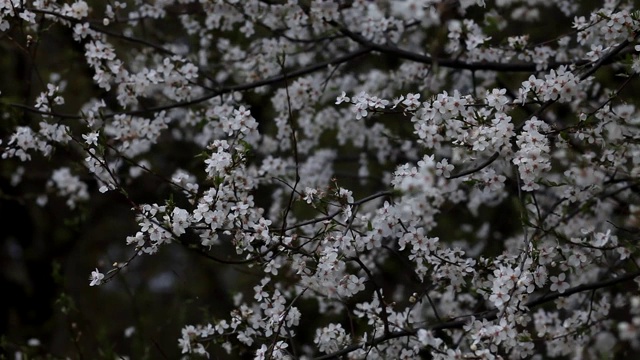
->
2;0;640;358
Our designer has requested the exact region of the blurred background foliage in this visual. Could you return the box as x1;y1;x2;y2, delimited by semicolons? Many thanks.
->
0;2;245;358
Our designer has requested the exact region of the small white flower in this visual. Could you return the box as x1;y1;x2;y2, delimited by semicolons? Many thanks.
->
550;273;570;293
402;93;421;110
82;131;99;146
335;91;350;105
124;326;136;338
90;268;105;286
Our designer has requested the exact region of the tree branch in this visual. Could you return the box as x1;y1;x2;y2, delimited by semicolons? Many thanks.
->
5;46;373;120
334;24;590;73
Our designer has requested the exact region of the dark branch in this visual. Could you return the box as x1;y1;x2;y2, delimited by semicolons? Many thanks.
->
448;152;500;179
5;47;373;120
334;24;590;72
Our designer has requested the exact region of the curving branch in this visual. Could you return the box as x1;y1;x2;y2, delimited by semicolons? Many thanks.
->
351;256;391;336
5;46;373;120
578;39;633;80
448;152;500;179
333;24;589;73
30;8;177;56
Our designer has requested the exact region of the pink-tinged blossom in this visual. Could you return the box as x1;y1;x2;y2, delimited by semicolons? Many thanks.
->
402;93;421;110
486;88;510;111
314;323;350;354
550;273;570;293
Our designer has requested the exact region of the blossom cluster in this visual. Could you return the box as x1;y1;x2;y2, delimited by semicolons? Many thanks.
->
2;0;640;359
